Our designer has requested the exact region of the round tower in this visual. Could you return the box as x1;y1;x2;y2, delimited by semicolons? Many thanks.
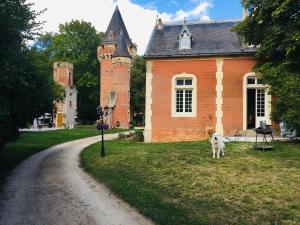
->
97;6;137;128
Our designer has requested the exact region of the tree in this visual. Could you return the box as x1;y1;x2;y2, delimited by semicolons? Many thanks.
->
130;56;146;113
0;0;59;151
234;0;300;134
47;20;103;123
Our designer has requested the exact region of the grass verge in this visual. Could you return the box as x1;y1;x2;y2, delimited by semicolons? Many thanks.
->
81;140;300;225
0;126;124;187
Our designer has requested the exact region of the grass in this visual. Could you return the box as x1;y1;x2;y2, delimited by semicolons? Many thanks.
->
0;126;125;187
81;140;300;225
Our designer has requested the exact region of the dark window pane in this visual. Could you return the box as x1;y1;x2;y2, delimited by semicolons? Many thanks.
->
185;79;192;85
176;79;184;85
257;79;263;84
247;77;255;84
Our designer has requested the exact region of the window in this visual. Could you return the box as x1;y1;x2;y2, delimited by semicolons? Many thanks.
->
172;74;196;117
247;76;263;85
256;89;265;117
179;31;191;50
247;77;255;84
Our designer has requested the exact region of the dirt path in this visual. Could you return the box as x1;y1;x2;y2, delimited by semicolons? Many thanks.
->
0;134;154;225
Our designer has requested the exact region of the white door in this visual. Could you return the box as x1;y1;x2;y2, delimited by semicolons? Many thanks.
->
256;89;266;128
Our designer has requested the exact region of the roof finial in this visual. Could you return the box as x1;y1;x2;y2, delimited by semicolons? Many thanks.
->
156;17;163;30
183;17;187;24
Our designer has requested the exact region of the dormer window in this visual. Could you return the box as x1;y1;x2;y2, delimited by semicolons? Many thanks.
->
179;31;191;50
179;19;192;50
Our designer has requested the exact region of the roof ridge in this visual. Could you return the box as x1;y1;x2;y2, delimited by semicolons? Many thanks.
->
163;18;243;26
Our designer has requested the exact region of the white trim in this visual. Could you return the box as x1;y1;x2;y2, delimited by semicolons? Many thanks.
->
215;58;224;135
171;73;197;117
144;61;153;142
266;88;272;125
243;72;272;130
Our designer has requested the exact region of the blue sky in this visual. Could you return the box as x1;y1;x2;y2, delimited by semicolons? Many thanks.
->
132;0;243;20
29;0;245;54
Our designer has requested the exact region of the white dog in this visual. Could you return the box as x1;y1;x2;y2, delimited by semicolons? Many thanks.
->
211;132;225;158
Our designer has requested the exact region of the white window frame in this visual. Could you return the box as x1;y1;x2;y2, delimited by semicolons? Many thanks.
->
171;73;197;117
243;72;272;130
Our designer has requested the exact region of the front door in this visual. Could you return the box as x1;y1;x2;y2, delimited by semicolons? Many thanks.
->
57;112;63;128
247;88;266;129
247;89;256;129
255;89;266;128
245;75;270;130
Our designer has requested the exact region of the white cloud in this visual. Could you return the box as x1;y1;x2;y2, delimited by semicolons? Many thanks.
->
201;15;211;21
28;0;212;55
175;1;212;20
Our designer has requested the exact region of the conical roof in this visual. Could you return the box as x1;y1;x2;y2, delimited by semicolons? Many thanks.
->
112;30;131;58
103;6;133;46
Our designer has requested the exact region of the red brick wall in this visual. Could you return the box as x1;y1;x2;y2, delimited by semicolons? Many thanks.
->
111;63;130;128
99;45;131;128
151;59;217;142
150;57;257;142
222;58;256;135
54;64;72;88
99;46;114;106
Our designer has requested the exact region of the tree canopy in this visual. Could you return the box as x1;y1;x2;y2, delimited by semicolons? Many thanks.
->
234;0;300;133
130;56;146;114
0;0;60;150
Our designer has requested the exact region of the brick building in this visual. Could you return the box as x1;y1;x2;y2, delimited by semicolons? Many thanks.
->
144;18;272;142
97;6;136;128
53;62;77;128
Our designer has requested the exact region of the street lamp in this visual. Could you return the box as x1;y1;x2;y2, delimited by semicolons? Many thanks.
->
96;106;109;158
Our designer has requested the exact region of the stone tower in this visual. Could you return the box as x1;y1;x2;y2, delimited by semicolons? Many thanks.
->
97;6;136;128
53;62;77;128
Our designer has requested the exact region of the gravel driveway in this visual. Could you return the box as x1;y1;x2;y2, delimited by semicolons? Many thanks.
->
0;134;154;225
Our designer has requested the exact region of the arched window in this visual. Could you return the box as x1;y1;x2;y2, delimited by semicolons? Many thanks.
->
172;73;197;117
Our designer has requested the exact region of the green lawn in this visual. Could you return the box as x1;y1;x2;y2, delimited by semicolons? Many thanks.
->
0;126;124;187
81;140;300;225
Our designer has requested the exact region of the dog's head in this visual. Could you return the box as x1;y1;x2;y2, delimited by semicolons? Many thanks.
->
211;132;221;144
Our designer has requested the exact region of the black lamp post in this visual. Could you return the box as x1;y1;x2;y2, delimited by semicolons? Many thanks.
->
96;106;109;158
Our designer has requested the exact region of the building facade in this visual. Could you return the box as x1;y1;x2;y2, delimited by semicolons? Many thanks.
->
144;19;271;142
97;6;136;128
53;62;77;128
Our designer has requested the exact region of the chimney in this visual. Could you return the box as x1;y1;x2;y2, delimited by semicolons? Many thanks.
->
156;17;163;30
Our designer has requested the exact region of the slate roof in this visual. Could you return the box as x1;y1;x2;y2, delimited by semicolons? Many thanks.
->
103;6;133;46
112;30;131;58
144;20;256;58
